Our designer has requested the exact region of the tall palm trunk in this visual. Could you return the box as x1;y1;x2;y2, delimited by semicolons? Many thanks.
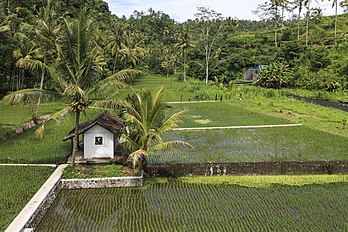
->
334;1;338;44
182;47;187;82
112;53;118;74
297;6;302;41
71;110;80;165
37;62;45;108
305;0;311;46
205;29;210;86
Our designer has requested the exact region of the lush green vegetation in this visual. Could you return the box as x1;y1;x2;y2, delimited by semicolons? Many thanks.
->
1;0;348;99
0;108;104;164
62;165;129;179
0;166;54;231
37;180;348;231
1;1;348;230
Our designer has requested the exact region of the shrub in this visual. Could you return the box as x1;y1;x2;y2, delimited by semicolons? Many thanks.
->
257;62;292;89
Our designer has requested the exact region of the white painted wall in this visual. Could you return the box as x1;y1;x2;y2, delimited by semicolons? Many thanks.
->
84;125;114;158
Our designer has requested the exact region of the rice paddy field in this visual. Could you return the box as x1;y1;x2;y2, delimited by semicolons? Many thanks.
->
0;166;54;231
2;75;348;231
169;101;289;128
148;125;348;164
37;179;348;231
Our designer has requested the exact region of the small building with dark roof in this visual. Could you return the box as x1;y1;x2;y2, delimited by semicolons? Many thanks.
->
63;111;124;160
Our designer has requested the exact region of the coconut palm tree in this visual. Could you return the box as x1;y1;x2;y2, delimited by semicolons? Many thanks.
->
174;24;194;82
95;86;192;168
328;0;339;43
107;19;127;74
3;10;141;165
294;0;305;41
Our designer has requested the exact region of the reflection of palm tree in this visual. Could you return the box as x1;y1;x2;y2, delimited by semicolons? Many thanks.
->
4;10;141;165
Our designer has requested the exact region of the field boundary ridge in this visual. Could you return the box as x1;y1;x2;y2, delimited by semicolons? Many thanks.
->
173;124;302;131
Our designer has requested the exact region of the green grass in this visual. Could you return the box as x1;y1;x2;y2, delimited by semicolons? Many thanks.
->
148;126;348;163
37;180;348;231
62;165;129;179
117;75;198;102
168;101;289;128
0;108;107;164
180;175;348;187
0;101;66;137
0;166;54;231
233;85;348;138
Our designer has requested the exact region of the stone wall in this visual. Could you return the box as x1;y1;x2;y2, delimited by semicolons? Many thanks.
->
145;161;348;177
24;178;62;230
61;176;144;189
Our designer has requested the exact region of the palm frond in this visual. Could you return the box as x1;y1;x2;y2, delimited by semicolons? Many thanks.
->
157;110;184;136
93;99;131;111
35;106;71;138
0;25;10;32
3;89;60;103
12;49;23;60
48;106;72;125
124;113;144;131
128;149;148;169
153;140;194;151
63;84;86;100
87;79;127;96
35;124;45;139
120;133;140;152
103;69;142;83
16;58;47;71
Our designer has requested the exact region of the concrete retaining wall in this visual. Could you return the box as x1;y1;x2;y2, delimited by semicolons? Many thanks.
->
146;161;348;177
6;165;143;232
61;175;144;189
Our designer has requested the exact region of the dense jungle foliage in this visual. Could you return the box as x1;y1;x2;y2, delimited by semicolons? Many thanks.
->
0;0;347;98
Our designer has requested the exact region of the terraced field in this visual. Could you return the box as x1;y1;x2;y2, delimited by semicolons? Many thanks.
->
37;180;348;231
0;166;54;231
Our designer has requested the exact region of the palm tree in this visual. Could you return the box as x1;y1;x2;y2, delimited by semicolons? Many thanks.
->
3;10;141;165
96;86;192;168
305;0;312;46
174;24;194;82
329;0;339;44
294;0;305;41
107;19;127;74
